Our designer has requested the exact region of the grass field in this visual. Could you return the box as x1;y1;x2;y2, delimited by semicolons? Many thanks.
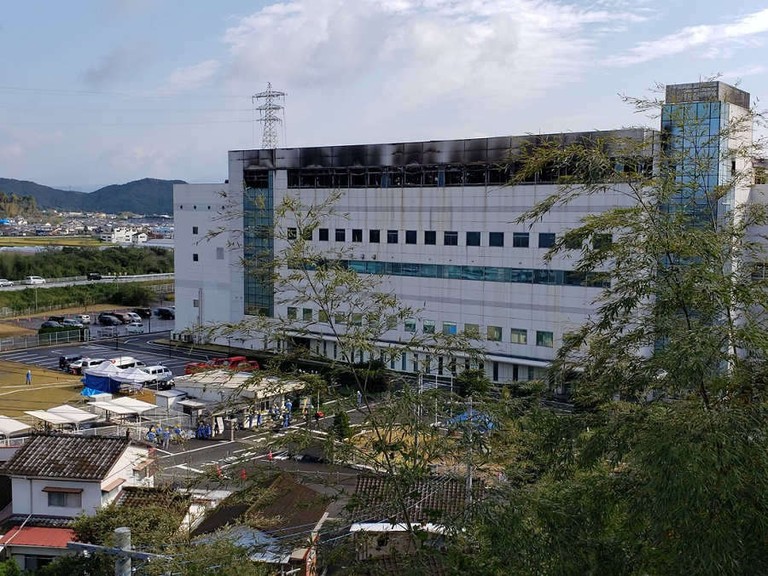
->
0;235;102;247
0;362;84;419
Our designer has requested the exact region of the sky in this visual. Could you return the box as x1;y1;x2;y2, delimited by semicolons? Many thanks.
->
1;0;767;191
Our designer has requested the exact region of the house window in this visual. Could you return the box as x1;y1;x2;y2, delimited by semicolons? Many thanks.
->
192;253;199;262
47;490;82;508
444;231;458;246
319;228;329;241
489;232;504;247
387;230;398;244
510;328;527;344
423;320;435;334
536;330;554;347
352;229;363;242
404;319;416;333
193;299;200;308
487;326;502;341
351;313;363;326
335;229;346;242
424;230;436;245
464;323;480;338
539;232;556;248
512;232;529;248
466;231;481;246
287;227;297;240
318;311;329;322
287;307;297;320
216;247;224;260
192;226;198;235
593;234;612;249
369;229;381;243
442;322;457;335
302;308;313;321
405;230;417;244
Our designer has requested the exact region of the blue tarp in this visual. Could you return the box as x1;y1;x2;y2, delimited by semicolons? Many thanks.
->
81;374;120;394
445;409;494;432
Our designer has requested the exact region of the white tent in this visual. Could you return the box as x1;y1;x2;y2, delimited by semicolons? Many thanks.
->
25;410;72;426
47;404;99;426
0;415;31;438
84;360;122;378
111;367;154;384
109;397;157;414
89;401;139;416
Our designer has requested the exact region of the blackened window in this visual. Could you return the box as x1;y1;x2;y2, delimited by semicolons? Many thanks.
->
466;231;481;246
539;232;556;248
335;229;346;242
192;226;198;235
287;227;297;240
319;228;329;241
444;231;458;246
352;229;363;242
387;230;398;244
512;232;529;248
424;230;437;245
489;232;504;247
369;229;380;243
192;253;199;262
405;230;417;244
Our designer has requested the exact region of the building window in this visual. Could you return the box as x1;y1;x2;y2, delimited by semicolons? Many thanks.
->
564;234;582;249
352;229;363;242
404;318;416;333
302;308;313;321
370;229;380;243
287;307;297;320
423;320;435;334
536;330;554;347
405;230;417;244
489;232;504;247
510;328;527;344
487;326;502;341
335;229;346;242
193;299;200;308
442;322;457;335
444;231;458;246
466;231;481;246
318;310;329;322
424;230;436;245
192;253;199;262
512;232;529;248
464;323;480;338
387;230;398;244
47;491;81;508
192;226;198;235
593;234;612;249
216;247;224;260
287;227;297;240
539;232;556;248
319;228;329;241
351;313;363;326
334;313;346;325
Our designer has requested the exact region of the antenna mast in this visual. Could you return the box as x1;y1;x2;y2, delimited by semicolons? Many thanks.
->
252;82;286;149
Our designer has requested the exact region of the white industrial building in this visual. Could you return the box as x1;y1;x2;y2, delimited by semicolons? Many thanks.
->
173;81;764;384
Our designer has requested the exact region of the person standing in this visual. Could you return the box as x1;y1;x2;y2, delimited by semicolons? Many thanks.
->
25;369;32;386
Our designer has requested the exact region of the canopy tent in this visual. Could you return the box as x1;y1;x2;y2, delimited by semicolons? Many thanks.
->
89;401;139;417
82;361;123;395
47;404;99;427
109;397;157;414
0;415;31;437
25;410;72;426
111;367;154;394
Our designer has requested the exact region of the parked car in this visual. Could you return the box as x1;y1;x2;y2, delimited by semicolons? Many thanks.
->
23;276;46;285
155;307;175;320
58;354;82;371
40;320;63;329
126;321;145;334
48;315;66;323
86;272;102;280
108;356;146;369
61;318;84;328
69;357;107;375
74;314;91;325
111;312;133;324
132;307;152;318
98;313;121;326
125;312;142;323
0;279;14;287
140;365;175;390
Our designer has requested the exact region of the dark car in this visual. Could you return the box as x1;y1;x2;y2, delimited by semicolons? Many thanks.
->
155;307;175;320
48;315;66;323
132;307;152;318
59;354;83;371
111;312;132;324
41;320;63;329
98;313;121;326
87;272;102;280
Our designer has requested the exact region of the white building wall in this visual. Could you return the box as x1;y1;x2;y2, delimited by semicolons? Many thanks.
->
10;478;103;517
174;183;244;337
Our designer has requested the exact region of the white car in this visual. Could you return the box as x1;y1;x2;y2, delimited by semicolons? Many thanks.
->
126;321;145;334
74;314;91;324
0;279;14;287
23;276;46;285
61;318;84;328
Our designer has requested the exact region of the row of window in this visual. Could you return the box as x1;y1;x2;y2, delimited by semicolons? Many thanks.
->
296;227;558;248
192;247;225;262
286;306;555;347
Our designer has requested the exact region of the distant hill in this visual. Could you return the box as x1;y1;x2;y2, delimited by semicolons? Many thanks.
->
0;177;185;214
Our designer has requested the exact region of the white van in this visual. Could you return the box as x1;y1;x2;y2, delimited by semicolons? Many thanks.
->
140;365;175;389
23;276;46;285
109;356;146;370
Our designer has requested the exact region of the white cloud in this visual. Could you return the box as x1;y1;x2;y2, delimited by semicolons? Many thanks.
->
606;7;768;66
162;60;221;94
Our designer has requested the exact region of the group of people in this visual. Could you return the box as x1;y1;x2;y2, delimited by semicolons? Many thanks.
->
146;424;183;448
195;420;221;439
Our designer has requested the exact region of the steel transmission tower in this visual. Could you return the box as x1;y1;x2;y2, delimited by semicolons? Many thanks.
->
252;82;286;149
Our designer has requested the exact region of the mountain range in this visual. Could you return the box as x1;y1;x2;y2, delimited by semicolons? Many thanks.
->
0;178;185;215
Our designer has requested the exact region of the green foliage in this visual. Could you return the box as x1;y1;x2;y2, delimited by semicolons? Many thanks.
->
0;191;38;218
455;368;490;398
332;359;390;393
332;410;350;439
36;553;112;576
0;559;22;576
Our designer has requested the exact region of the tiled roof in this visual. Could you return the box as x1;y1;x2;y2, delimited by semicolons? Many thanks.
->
0;525;75;548
0;434;130;480
351;475;484;525
0;515;74;530
115;486;190;511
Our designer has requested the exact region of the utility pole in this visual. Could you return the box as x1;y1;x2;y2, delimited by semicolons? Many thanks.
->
252;82;286;149
114;526;131;576
67;527;169;574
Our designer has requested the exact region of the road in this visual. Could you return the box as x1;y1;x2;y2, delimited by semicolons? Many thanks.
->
0;273;173;292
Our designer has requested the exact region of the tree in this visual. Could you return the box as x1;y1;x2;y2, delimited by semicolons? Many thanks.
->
458;86;768;574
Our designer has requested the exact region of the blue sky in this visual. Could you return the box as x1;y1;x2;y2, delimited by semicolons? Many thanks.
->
0;0;767;191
